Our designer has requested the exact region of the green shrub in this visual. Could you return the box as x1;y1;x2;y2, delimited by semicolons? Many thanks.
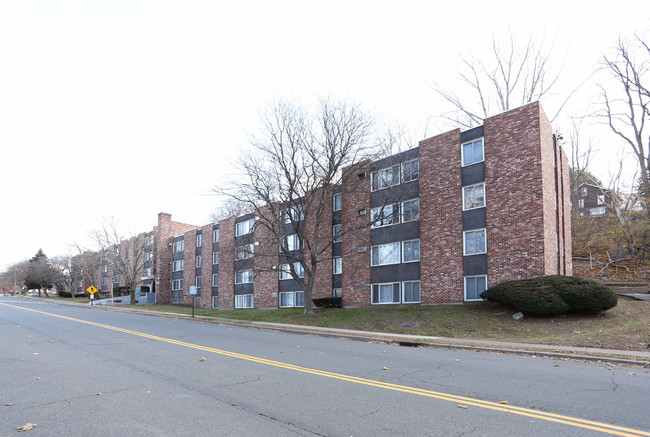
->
312;297;342;308
58;291;72;298
480;275;618;315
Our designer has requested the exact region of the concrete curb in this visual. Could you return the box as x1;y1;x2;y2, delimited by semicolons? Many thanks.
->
20;296;650;367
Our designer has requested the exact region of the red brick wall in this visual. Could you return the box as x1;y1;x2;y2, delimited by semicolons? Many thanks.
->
305;188;333;302
253;207;279;309
341;162;371;307
484;102;547;284
182;230;197;306
217;216;236;309
419;129;464;303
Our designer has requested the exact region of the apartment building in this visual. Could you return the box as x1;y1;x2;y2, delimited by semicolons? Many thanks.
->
147;101;571;309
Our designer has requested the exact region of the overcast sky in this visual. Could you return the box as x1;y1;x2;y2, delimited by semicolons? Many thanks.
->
1;0;648;270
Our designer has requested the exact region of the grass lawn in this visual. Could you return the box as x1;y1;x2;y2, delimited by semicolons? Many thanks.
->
132;298;649;352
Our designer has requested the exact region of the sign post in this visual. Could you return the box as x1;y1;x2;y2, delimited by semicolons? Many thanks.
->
189;286;198;318
87;285;98;307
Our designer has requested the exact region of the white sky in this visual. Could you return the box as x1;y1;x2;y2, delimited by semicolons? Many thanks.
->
1;0;648;270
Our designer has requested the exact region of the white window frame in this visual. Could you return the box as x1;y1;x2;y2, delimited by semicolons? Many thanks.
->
402;280;421;303
213;229;219;243
235;269;254;284
371;282;400;304
196;234;202;248
195;276;201;289
597;194;605;205
236;243;254;260
370;204;397;228
212;251;219;265
461;138;484;167
463;229;487;256
101;277;107;286
145;252;153;262
333;257;342;274
235;294;253;309
401;159;419;183
212;296;218;309
370;242;401;266
333;193;342;211
462;183;486;211
113;274;119;284
333;288;342;297
196;255;202;268
172;260;184;272
401;198;420;222
212;273;218;287
279;262;304;280
235;219;254;237
283;205;305;224
402;239;420;263
333;224;342;243
172;240;184;253
172;279;183;291
578;199;585;208
464;275;487;301
281;234;300;252
371;165;400;192
144;267;152;277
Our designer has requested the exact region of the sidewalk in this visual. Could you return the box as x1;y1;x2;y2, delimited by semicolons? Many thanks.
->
22;297;650;367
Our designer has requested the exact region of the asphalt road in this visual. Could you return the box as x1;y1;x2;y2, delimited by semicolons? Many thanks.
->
1;296;648;436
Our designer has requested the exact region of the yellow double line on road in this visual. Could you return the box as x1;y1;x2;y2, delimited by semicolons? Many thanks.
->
4;302;649;437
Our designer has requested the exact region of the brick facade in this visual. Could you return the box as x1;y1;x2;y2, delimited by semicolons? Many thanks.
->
72;102;571;309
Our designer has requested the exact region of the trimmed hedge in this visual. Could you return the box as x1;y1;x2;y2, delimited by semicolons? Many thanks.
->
312;297;342;308
58;291;72;298
480;275;618;315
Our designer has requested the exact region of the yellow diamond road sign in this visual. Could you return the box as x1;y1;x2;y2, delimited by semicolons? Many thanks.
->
87;285;98;295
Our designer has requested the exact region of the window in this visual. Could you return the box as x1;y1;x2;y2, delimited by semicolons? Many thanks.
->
145;234;153;246
235;294;253;308
213;229;219;243
236;243;254;260
235;269;254;284
333;224;342;243
371;165;400;191
402;281;420;303
597;194;605;205
402;240;420;263
401;198;420;222
402;159;419;183
281;234;300;252
371;282;400;304
172;279;183;291
279;263;304;280
463;229;487;255
195;276;201;289
333;257;342;274
145;252;153;262
581;187;588;196
196;234;202;247
144;267;152;277
590;207;606;217
212;273;218;287
212;251;219;265
235;219;254;237
279;291;304;308
113;274;119;284
333;288;342;297
371;242;400;266
578;199;584;208
283;205;304;224
212;296;218;309
172;260;184;272
371;204;397;228
114;247;119;256
462;138;484;166
465;275;487;301
173;240;184;253
102;265;108;273
196;255;202;268
102;277;107;286
463;183;486;210
333;193;342;211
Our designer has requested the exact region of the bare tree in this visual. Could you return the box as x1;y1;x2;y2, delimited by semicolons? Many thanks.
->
50;254;81;296
91;218;147;305
0;260;30;295
216;97;389;314
432;29;563;128
209;198;251;222
599;35;650;198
